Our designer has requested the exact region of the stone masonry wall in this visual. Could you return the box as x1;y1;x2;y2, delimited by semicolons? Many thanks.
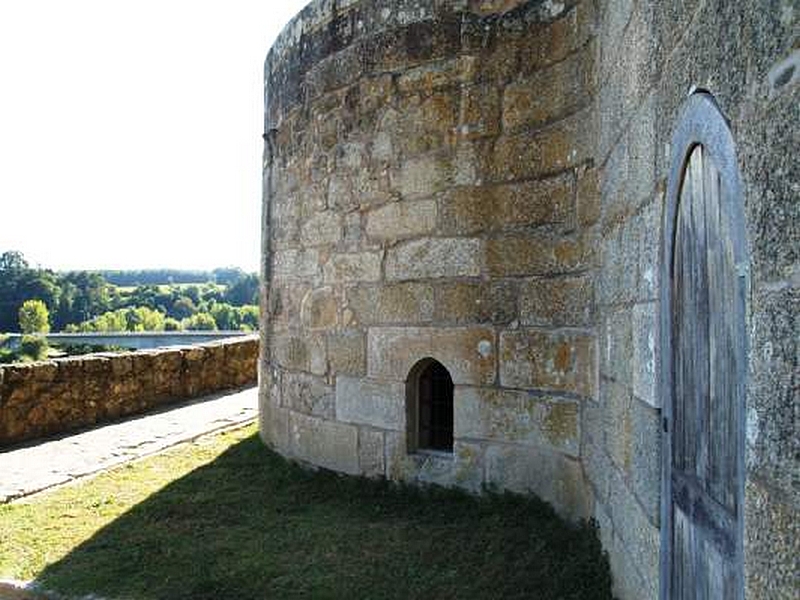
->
0;336;258;447
260;0;598;522
262;1;798;598
585;2;799;599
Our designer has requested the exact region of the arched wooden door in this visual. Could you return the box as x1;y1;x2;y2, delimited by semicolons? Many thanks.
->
661;94;748;600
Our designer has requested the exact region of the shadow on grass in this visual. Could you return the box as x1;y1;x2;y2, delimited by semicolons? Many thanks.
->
36;434;614;600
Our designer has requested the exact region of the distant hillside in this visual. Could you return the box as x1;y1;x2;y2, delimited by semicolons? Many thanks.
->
93;268;250;287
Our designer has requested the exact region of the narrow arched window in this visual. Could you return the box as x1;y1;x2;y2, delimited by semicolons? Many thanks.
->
406;358;454;453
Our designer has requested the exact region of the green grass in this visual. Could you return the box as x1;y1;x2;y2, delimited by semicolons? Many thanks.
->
0;425;614;600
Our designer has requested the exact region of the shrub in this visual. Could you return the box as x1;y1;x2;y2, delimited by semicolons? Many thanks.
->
164;317;182;331
19;335;49;361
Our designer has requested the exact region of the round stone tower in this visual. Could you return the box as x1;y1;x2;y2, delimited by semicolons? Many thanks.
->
260;0;598;522
259;2;800;597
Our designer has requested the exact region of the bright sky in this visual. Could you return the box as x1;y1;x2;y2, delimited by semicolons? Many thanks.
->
0;0;309;272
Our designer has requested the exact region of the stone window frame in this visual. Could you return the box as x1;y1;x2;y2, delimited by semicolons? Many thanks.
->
405;357;455;456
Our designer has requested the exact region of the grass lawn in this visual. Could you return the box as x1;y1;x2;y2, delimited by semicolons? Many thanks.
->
0;424;614;600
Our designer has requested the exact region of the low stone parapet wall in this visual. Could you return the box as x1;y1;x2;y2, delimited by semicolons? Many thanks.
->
0;335;259;447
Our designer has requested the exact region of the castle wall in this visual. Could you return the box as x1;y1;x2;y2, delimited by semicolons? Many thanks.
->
585;2;798;598
0;336;258;446
261;1;798;598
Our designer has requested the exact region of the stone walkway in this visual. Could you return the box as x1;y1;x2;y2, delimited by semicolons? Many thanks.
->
0;386;258;504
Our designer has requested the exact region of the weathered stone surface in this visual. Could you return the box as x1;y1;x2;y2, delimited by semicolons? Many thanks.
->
272;333;327;376
503;45;594;132
323;251;382;283
336;376;405;430
451;441;485;491
606;531;657;600
300;211;342;247
456;387;580;456
368;326;496;385
576;165;600;227
601;379;632;473
347;282;434;325
631;302;657;407
745;478;800;600
600;98;657;228
384;430;413;481
437;186;493;236
489;110;593;182
464;0;528;17
600;307;633;386
365;199;437;241
598;221;639;307
274;249;320;280
459;83;502;139
390;153;452;199
499;329;596;398
289;411;359;475
300;287;338;330
326;172;358;212
269;283;311;331
485;443;591;521
515;0;596;76
629;397;661;524
487;233;589;277
393;92;458;156
519;275;594;327
606;470;660;599
327;329;366;376
362;18;461;74
282;371;335;419
260;401;290;454
423;441;485;492
358;426;385;477
439;175;574;235
386;238;483;280
433;281;517;325
396;59;462;95
747;285;798;491
359;74;393;115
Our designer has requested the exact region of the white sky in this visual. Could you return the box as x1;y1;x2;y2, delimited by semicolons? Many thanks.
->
0;0;309;272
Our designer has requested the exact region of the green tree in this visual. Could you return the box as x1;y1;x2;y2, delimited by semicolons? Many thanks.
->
0;250;29;272
125;307;166;332
210;303;239;330
171;296;197;320
92;310;128;332
225;273;259;306
182;312;217;331
237;305;260;331
0;250;61;332
55;271;111;328
18;299;50;334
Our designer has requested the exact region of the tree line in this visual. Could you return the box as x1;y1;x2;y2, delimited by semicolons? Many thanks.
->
97;267;248;287
0;250;260;334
